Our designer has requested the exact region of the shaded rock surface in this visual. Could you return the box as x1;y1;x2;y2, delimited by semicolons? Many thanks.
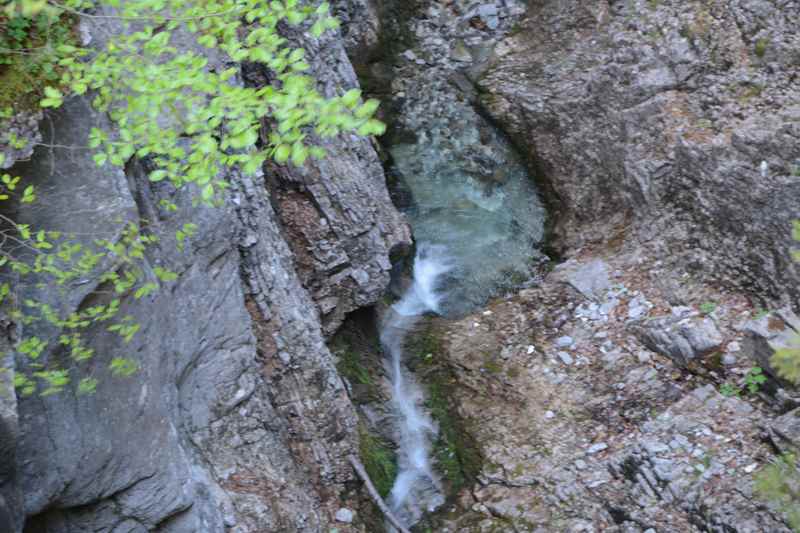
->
479;0;800;304
741;307;800;385
5;5;407;532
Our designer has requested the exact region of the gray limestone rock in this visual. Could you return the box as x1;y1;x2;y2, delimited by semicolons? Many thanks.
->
479;0;800;304
8;9;406;532
769;407;800;454
552;259;611;302
634;315;723;367
741;307;800;385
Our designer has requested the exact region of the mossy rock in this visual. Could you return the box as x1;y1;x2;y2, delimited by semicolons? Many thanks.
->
0;13;77;113
406;318;484;495
358;422;398;499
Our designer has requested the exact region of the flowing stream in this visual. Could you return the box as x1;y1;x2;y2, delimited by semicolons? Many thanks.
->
372;1;546;527
379;89;547;527
380;245;450;526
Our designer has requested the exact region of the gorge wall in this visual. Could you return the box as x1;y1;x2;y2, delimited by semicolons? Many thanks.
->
1;0;799;532
1;2;409;531
478;0;800;303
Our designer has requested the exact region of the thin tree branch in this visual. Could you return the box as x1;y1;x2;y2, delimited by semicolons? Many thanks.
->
347;454;410;533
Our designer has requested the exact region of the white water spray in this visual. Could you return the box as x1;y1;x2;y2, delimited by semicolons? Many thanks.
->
380;245;449;528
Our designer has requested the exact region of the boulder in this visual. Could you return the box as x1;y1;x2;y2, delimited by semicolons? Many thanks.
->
634;315;723;367
769;407;800;454
741;307;800;385
551;258;611;301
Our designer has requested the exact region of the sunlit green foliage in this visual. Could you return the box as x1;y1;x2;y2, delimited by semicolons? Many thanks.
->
756;453;800;531
755;223;800;529
1;0;384;396
1;150;170;395
52;0;384;205
0;9;75;111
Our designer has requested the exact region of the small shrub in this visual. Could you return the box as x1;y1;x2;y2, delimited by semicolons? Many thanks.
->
699;301;717;315
755;453;800;530
744;366;767;394
755;37;770;58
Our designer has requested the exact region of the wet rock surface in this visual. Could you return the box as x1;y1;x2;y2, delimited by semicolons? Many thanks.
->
479;0;800;304
363;0;547;316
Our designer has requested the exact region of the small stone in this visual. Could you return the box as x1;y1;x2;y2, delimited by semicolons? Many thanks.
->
335;508;354;523
722;353;737;366
575;459;588;470
637;351;652;363
526;345;535;354
744;463;759;473
556;336;574;348
587;442;608;454
402;49;417;61
557;351;574;365
627;295;651;319
643;440;670;455
451;40;473;62
545;410;555;419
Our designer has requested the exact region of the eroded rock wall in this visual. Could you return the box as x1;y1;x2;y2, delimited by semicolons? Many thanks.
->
479;0;800;304
4;5;408;532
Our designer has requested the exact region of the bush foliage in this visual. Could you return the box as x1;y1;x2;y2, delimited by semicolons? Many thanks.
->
1;0;383;396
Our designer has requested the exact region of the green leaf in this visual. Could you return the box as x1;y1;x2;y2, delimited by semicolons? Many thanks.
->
197;34;217;48
341;88;361;108
274;144;291;164
149;169;167;182
355;98;380;119
291;142;308;166
39;86;63;108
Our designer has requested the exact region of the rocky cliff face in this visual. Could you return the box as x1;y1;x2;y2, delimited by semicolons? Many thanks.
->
1;4;408;532
414;249;797;532
3;0;799;531
479;0;800;304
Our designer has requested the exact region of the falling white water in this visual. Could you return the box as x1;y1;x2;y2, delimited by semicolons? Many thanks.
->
380;245;449;528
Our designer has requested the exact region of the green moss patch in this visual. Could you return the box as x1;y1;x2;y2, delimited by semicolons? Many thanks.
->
406;319;483;495
330;307;386;403
0;12;76;112
358;422;398;499
336;346;373;386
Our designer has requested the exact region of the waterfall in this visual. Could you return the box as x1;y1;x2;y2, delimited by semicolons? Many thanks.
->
380;244;449;527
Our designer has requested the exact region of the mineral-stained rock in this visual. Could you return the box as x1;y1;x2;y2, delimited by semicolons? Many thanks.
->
479;0;800;304
253;19;410;335
741;307;800;384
